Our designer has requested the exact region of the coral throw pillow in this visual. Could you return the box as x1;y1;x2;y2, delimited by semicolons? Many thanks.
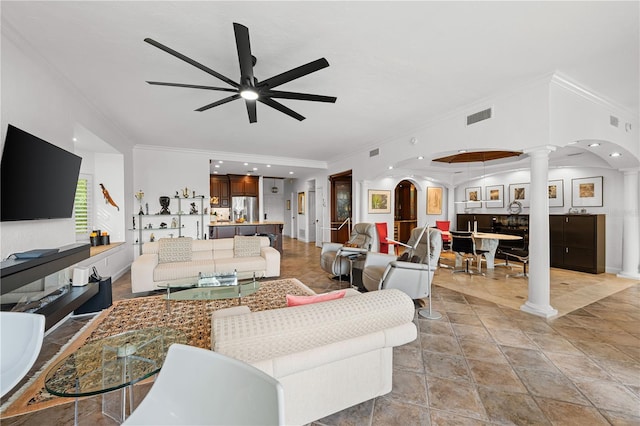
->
286;290;347;307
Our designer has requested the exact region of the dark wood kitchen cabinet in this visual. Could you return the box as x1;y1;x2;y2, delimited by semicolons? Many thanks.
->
209;175;229;207
229;175;259;196
549;214;605;274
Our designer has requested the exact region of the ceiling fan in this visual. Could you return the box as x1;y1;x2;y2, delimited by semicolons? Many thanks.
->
144;23;337;123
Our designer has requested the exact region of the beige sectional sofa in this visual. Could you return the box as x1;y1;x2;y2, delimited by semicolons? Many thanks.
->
211;288;417;425
131;236;280;293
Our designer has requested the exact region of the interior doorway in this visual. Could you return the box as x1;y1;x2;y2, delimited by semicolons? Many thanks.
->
308;185;316;244
394;180;417;243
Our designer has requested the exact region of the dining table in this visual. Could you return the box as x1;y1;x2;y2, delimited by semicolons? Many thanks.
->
449;231;523;270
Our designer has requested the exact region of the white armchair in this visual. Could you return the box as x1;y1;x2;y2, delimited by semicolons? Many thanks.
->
362;227;442;298
320;222;379;277
124;344;285;425
0;312;45;397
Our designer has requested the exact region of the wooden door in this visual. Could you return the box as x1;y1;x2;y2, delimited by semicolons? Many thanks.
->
329;171;352;243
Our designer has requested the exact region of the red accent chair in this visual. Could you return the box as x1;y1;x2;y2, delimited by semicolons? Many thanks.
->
375;222;397;255
435;220;451;250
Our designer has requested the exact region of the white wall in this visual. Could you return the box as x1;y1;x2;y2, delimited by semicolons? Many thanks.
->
262;178;285;222
1;24;133;262
132;146;216;246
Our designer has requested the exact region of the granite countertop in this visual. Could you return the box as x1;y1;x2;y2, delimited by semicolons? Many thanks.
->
208;221;284;227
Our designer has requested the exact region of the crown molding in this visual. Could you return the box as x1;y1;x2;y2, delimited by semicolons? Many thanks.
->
133;144;327;170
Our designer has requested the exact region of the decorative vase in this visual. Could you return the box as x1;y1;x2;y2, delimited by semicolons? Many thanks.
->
159;196;171;214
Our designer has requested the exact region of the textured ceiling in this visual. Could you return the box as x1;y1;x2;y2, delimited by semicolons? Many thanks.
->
2;1;638;179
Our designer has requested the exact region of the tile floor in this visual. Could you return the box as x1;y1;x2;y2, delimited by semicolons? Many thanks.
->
1;237;638;425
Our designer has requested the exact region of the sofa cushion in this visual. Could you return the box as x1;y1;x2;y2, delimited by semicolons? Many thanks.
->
153;259;218;282
215;257;266;274
234;236;262;258
286;290;346;307
158;237;193;264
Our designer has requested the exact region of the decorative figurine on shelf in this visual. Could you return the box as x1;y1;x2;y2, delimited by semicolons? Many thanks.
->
204;207;208;215
159;196;171;214
100;183;120;211
183;187;190;198
150;233;155;242
135;190;145;215
145;202;149;215
192;190;196;198
190;202;198;215
175;191;179;198
160;222;167;229
133;217;136;230
171;217;178;228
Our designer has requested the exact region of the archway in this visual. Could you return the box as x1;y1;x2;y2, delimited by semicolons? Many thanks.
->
394;179;417;242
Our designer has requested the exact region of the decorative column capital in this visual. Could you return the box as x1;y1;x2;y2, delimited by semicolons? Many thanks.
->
524;145;557;157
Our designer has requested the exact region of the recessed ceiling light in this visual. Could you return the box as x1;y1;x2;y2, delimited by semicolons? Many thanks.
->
243;162;248;166
72;137;77;142
289;171;294;175
218;160;223;164
588;143;600;147
266;165;271;168
417;156;424;160
610;152;622;157
388;166;393;170
213;171;218;174
214;164;220;168
252;167;258;171
458;149;467;153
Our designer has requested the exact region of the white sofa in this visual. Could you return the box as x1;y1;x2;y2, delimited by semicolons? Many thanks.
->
211;288;417;425
131;236;280;293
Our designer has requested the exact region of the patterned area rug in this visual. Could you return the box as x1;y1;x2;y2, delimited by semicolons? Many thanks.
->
0;278;315;418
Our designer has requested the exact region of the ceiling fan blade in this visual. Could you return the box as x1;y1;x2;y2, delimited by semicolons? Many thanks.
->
258;97;305;121
196;94;241;112
147;81;238;93
144;38;239;88
233;23;255;87
245;100;257;123
259;58;330;89
266;90;337;103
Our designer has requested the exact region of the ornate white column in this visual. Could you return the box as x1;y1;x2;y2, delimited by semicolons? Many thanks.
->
618;169;640;279
521;146;558;318
359;180;369;224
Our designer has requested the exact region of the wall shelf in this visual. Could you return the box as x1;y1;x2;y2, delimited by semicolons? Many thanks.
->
132;196;206;254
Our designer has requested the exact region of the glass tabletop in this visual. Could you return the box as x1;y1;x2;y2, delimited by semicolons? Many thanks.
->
157;271;263;301
45;327;186;397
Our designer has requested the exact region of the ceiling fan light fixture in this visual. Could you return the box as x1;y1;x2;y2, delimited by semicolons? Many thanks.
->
240;89;259;100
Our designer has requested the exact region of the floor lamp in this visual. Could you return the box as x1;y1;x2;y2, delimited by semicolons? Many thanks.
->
388;225;441;320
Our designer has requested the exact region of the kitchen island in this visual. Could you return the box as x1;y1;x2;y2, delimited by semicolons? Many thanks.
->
209;221;284;253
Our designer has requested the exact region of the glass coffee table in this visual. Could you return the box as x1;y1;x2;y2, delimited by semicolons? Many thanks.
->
157;271;263;305
45;327;186;425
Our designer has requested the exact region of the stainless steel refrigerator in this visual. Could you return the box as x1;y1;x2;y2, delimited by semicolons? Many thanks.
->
232;196;258;222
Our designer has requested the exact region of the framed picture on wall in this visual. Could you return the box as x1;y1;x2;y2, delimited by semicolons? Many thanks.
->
368;189;391;214
465;186;482;208
426;186;443;214
509;183;530;208
548;180;564;207
485;185;504;208
297;192;305;214
572;176;603;207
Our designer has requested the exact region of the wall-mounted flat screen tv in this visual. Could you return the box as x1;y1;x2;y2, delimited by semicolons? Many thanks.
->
1;124;82;221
